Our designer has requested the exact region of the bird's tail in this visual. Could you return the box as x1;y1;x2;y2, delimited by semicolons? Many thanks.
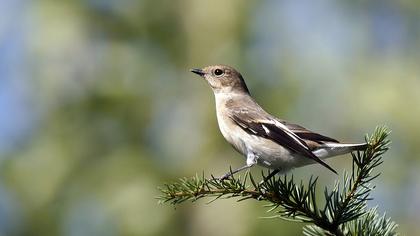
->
313;142;368;159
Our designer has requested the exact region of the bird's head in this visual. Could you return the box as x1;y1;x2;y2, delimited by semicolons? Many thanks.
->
190;65;249;94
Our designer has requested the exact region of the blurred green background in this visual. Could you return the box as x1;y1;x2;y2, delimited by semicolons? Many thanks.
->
1;0;420;235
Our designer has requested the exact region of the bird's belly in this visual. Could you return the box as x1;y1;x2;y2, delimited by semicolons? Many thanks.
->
242;136;298;170
220;124;304;170
216;112;314;171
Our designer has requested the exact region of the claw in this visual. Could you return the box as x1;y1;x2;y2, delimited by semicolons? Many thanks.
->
218;173;232;181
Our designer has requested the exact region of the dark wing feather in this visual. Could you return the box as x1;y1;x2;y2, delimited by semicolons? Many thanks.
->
230;114;337;174
281;121;339;143
293;131;339;143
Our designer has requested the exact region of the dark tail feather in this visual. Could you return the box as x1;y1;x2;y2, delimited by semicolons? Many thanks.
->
348;142;368;151
313;142;369;160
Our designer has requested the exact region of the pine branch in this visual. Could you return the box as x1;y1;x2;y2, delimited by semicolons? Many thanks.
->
158;127;398;235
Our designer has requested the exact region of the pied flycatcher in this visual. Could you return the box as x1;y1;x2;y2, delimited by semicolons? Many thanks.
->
190;65;367;179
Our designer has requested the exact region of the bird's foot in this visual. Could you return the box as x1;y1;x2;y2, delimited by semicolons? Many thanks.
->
258;169;280;185
217;173;233;181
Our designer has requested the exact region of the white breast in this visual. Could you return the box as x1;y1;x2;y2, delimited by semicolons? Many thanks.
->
216;108;247;155
214;93;247;155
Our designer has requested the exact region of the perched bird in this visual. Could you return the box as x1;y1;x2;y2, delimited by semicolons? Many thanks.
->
190;65;367;180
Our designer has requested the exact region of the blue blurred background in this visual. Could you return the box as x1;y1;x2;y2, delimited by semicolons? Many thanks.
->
1;0;419;235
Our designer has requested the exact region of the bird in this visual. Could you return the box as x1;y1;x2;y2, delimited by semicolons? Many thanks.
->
190;65;367;180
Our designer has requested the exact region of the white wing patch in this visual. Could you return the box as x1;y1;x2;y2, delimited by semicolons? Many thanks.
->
262;124;270;134
272;119;310;150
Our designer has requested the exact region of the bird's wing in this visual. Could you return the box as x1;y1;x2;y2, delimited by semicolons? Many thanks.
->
228;108;337;174
279;120;339;144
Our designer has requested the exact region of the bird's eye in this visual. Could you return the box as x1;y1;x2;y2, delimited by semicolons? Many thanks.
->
214;69;224;76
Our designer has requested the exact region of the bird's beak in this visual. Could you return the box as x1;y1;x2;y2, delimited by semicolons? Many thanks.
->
190;68;205;77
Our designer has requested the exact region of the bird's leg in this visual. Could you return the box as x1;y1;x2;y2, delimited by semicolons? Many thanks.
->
259;169;280;184
218;164;254;180
219;152;257;181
